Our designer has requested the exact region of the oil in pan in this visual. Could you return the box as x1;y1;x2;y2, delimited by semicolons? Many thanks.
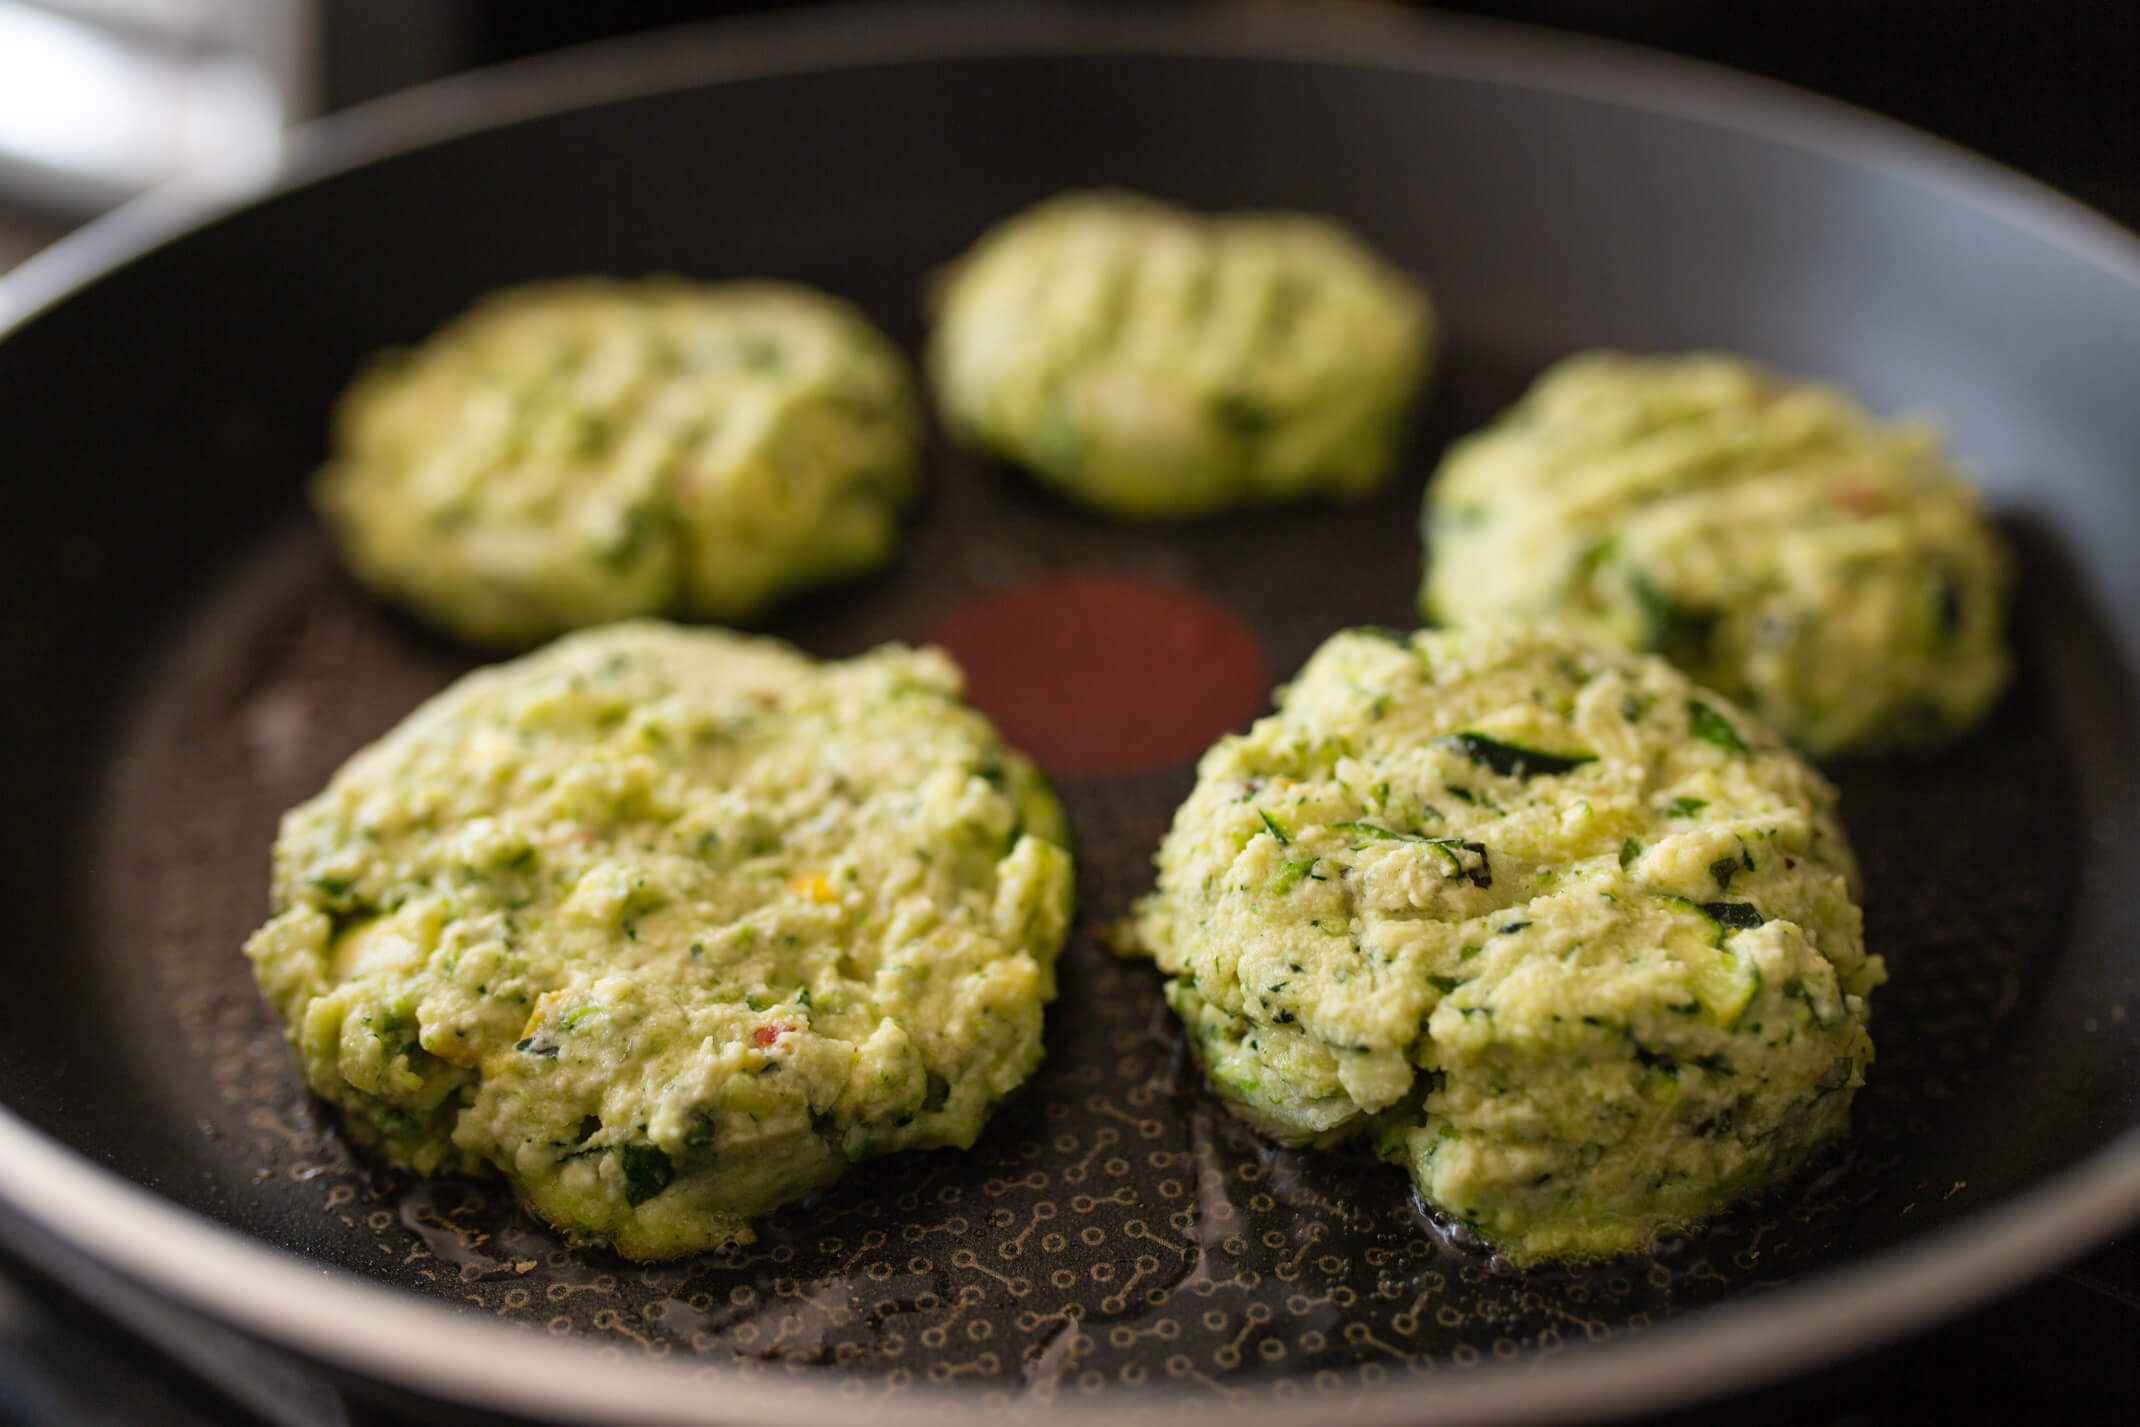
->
90;484;2073;1404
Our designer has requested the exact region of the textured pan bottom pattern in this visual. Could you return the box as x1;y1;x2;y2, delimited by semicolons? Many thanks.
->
84;349;2076;1400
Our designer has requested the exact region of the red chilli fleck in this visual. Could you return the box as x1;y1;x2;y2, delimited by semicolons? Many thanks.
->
1832;475;1889;516
752;1025;789;1048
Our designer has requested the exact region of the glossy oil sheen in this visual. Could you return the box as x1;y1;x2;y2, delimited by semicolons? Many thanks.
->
0;18;2136;1413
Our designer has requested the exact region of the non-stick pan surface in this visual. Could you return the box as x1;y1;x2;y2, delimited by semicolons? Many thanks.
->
2;4;2138;1424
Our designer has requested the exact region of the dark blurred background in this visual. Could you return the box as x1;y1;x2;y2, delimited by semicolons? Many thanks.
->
1;0;2137;271
436;0;2140;219
0;1;2135;1423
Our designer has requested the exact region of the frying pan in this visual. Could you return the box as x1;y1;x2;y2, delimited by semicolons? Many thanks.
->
1;3;2137;1423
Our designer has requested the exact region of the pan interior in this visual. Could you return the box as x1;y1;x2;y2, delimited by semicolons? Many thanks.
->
58;358;2118;1394
2;37;2137;1406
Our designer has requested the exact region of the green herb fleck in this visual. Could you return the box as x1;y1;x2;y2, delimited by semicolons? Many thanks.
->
1634;1045;1680;1077
1687;699;1749;753
619;1143;673;1206
1630;574;1718;665
1272;857;1322;895
1213;391;1278;435
1430;839;1493;888
1438;732;1598;779
1699;901;1766;930
1933;575;1965;640
1620;837;1642;869
738;334;784;372
1333;821;1418;842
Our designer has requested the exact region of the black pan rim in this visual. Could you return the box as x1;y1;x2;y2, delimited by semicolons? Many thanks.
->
2;2;2137;1422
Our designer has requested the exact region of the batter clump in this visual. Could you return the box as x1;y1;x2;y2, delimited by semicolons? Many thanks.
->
246;622;1073;1259
1128;623;1880;1264
929;191;1435;521
1421;352;2009;755
315;278;921;646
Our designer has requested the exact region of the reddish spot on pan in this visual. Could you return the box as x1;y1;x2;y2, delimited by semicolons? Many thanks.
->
927;571;1272;778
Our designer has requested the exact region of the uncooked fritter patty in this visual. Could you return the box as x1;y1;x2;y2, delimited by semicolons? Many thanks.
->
1129;623;1881;1265
314;278;921;646
1421;352;2009;755
245;622;1074;1260
928;191;1435;520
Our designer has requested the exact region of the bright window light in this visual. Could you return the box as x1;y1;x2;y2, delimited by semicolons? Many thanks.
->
0;0;285;209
